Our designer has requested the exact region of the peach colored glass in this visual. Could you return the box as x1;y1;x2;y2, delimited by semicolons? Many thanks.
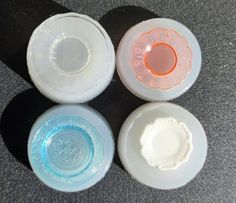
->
144;42;177;76
132;28;192;90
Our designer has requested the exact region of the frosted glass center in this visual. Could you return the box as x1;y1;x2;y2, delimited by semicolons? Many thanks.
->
52;38;89;73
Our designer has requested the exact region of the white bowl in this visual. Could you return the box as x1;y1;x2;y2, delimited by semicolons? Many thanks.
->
27;13;115;103
118;102;207;190
140;117;193;171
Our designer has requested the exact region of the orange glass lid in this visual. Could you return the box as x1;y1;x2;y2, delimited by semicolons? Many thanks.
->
132;28;192;90
116;18;202;101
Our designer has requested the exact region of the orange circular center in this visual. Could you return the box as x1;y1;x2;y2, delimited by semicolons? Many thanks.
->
144;43;177;76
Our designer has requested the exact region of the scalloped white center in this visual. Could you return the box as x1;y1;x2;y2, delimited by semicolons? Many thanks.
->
140;117;193;170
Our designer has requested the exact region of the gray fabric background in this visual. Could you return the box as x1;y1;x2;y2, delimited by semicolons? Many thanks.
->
0;0;236;202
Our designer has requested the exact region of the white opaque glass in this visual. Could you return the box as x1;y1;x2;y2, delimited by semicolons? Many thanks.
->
118;102;207;190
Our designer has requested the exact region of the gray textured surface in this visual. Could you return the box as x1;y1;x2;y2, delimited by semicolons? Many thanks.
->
0;0;236;202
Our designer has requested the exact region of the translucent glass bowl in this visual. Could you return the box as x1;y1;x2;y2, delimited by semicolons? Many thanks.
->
27;13;115;103
118;102;207;190
28;105;114;192
116;18;202;101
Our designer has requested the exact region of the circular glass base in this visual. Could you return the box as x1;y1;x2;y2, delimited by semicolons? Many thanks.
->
52;37;90;74
118;102;207;190
28;105;114;192
117;18;201;101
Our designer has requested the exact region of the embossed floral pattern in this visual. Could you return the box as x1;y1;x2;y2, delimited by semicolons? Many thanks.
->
132;28;192;89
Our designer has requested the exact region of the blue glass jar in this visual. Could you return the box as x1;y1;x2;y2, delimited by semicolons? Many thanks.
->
28;105;114;192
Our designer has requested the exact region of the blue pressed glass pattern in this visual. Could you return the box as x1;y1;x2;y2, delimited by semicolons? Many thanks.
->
29;116;104;187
